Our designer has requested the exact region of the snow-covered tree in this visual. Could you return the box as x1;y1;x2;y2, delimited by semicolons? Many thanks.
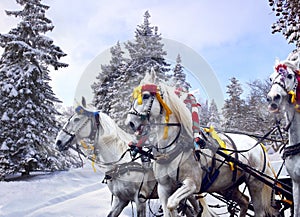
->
269;0;300;47
222;77;246;130
92;42;127;114
207;99;221;129
92;11;171;130
0;0;68;179
243;79;270;133
91;42;132;129
172;54;191;91
125;11;170;85
199;100;209;127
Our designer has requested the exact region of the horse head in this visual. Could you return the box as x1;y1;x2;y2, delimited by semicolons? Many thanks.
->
126;68;193;149
125;69;163;135
55;97;100;151
267;51;300;113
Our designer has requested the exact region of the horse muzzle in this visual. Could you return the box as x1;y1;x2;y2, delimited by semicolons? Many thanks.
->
56;140;67;151
267;94;281;113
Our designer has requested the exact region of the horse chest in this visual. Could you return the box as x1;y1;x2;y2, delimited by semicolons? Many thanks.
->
285;156;300;181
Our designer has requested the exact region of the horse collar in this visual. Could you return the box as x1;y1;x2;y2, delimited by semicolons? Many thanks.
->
283;142;300;159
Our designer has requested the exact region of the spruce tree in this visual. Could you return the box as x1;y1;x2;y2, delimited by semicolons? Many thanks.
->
243;80;269;133
269;0;300;47
222;77;245;130
207;99;221;129
172;54;191;91
91;42;132;129
199;100;209;127
125;10;170;85
92;42;127;114
0;0;68;178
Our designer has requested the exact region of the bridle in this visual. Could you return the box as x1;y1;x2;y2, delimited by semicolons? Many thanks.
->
59;106;100;150
128;93;156;122
128;84;182;150
271;63;299;101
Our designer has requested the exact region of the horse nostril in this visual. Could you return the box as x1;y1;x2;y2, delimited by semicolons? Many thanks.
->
129;122;135;131
56;140;63;150
56;140;62;147
270;103;278;110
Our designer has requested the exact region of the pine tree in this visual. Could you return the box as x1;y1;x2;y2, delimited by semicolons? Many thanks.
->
199;100;209;127
0;0;68;178
269;0;300;47
207;99;221;129
91;42;132;129
243;79;270;133
125;11;170;85
222;77;246;130
172;54;191;91
92;11;171;130
92;42;127;114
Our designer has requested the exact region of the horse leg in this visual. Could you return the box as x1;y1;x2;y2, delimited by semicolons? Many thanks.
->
185;195;200;217
167;178;197;212
134;193;147;217
135;202;147;217
157;183;177;217
107;196;129;217
292;180;300;217
220;188;249;217
247;180;279;217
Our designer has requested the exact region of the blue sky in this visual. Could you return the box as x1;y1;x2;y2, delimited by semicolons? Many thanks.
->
0;0;296;107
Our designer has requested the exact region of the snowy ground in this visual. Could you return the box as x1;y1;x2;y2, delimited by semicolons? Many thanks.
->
0;157;290;217
0;162;133;217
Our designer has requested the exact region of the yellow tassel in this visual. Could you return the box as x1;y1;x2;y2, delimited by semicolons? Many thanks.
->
288;90;296;104
156;92;172;139
204;126;234;171
91;154;97;173
133;86;143;105
80;140;96;173
80;140;88;149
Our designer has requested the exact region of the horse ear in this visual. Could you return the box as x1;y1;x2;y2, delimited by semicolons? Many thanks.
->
274;58;280;67
287;50;300;69
150;67;156;82
82;97;87;108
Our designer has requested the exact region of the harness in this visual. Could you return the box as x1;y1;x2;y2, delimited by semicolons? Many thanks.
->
131;84;173;139
272;63;300;158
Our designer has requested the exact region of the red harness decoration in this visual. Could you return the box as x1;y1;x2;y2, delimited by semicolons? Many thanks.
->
141;84;158;94
175;88;201;135
295;74;300;105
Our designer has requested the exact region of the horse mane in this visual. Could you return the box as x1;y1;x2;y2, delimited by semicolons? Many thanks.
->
276;49;300;71
83;103;133;155
98;112;134;154
139;68;193;138
159;83;193;138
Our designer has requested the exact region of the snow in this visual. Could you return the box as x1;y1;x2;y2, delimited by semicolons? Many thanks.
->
0;155;289;217
0;162;132;217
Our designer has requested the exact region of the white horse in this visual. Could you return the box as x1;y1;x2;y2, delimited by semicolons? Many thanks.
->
126;69;280;217
55;100;157;217
55;98;209;217
267;50;300;217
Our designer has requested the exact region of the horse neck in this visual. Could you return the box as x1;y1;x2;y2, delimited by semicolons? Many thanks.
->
286;106;300;147
94;113;132;163
155;112;180;146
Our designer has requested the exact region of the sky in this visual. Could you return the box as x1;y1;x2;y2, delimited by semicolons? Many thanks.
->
0;0;296;107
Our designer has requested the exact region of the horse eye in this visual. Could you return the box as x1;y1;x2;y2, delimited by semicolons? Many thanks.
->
269;77;273;82
143;94;150;100
287;74;293;79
